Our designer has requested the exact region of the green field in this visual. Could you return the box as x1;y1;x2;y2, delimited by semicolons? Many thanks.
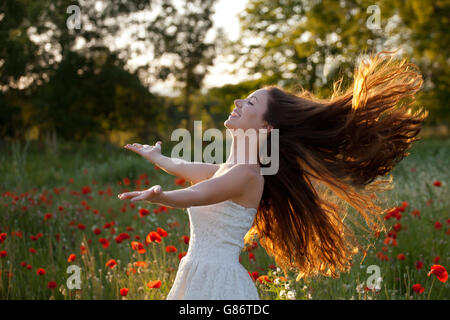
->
0;138;448;300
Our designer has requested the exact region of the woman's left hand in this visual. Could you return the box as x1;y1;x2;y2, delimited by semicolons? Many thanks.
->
117;185;162;203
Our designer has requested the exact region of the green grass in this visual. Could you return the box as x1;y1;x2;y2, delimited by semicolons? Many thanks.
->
0;137;448;299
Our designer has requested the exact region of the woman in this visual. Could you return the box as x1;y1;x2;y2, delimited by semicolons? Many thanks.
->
118;50;428;299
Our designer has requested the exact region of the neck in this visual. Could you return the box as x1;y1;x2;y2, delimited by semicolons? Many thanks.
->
225;134;261;167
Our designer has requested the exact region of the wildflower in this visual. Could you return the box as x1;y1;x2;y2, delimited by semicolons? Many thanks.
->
397;253;406;261
0;250;7;257
106;259;117;269
115;232;130;243
257;275;271;284
93;228;101;235
156;227;168;237
287;290;296;300
248;252;256;262
415;261;424;270
175;178;186;186
77;224;86;230
67;254;76;263
131;241;146;254
432;180;441;187
99;238;110;248
37;268;46;276
48;281;57;289
123;177;131;186
146;231;162;243
411;209;420;217
427;265;448;283
412;284;424;294
178;252;187;260
147;280;162;288
81;186;92;194
134;261;148;268
166;245;177;253
139;208;150;217
29;247;37;254
44;213;53;221
434;221;442;230
433;256;440;264
120;288;129;296
182;235;190;245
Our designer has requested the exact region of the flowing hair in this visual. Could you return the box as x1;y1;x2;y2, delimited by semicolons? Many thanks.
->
245;50;429;281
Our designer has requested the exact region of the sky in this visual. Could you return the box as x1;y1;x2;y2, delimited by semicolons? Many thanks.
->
112;0;250;96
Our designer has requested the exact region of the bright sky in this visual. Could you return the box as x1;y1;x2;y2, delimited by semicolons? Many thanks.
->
113;0;250;96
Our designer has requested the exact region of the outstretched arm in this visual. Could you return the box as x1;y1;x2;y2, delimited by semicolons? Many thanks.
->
118;164;258;209
124;142;220;184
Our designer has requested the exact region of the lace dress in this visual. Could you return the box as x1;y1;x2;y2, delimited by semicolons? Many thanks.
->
166;200;260;300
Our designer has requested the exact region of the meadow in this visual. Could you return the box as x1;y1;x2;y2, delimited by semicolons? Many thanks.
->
0;137;448;300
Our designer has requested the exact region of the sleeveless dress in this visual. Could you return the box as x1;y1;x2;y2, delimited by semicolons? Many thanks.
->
166;200;260;300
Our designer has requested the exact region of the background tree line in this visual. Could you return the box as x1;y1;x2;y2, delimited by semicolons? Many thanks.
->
0;0;448;144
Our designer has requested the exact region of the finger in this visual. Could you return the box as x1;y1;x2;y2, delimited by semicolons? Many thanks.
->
130;193;149;202
118;191;142;200
132;143;143;149
124;144;143;154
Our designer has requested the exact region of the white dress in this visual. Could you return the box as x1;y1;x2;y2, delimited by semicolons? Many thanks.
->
166;200;260;300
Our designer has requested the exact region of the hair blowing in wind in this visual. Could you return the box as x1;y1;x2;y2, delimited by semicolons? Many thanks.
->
245;50;429;281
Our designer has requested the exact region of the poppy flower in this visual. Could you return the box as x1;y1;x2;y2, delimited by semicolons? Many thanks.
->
120;288;129;296
106;259;117;269
0;233;6;243
77;224;86;230
0;250;7;257
44;213;53;221
166;245;177;253
67;254;76;262
123;177;131;186
146;231;162;243
99;238;110;249
433;256;440;264
134;261;148;268
29;247;37;254
139;208;150;217
249;271;259;281
81;186;92;194
115;232;130;243
147;280;162;289
415;261;424;270
397;253;406;261
248;252;256;261
131;241;146;254
93;228;101;235
178;252;187;260
434;221;442;230
47;281;57;289
427;265;448;283
256;275;271;284
412;284;424;294
36;268;46;276
182;235;190;245
432;180;441;187
80;245;88;254
411;209;421;217
157;227;168;237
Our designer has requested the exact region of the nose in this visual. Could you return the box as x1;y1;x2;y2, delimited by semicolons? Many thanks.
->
234;99;242;108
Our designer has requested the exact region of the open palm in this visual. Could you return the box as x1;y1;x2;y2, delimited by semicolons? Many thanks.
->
118;185;162;203
124;141;162;161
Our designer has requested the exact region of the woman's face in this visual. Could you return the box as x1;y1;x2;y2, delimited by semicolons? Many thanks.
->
224;88;272;132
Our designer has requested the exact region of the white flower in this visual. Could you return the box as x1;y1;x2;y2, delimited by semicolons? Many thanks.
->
279;290;286;297
287;290;296;300
274;278;280;285
284;283;290;290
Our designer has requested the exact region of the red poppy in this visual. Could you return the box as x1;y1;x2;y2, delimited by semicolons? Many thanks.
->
0;250;7;257
80;245;88;254
115;232;130;243
427;265;448;283
77;224;86;230
93;228;101;235
99;238;110;248
29;247;37;254
0;233;6;243
139;208;150;217
415;261;424;270
256;275;271;283
178;251;187;260
248;252;256;261
44;213;53;221
146;231;162;243
412;284;424;294
123;177;131;186
81;186;92;194
166;245;177;253
182;235;190;245
147;280;162;289
393;223;402;232
131;241;146;254
411;209;421;217
134;261;148;268
397;253;406;261
432;180;441;187
106;259;117;269
37;268;46;276
250;271;259;281
120;288;129;296
67;254;76;262
434;221;442;230
47;281;57;289
157;227;168;237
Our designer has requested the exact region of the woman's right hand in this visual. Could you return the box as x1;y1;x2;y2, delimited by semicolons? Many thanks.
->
124;141;162;162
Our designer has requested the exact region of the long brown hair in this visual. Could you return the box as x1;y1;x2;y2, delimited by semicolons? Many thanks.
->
245;50;429;281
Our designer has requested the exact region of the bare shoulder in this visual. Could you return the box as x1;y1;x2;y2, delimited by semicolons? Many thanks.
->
226;164;264;209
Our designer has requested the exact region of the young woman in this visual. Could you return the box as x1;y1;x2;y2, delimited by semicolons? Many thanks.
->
118;50;428;299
